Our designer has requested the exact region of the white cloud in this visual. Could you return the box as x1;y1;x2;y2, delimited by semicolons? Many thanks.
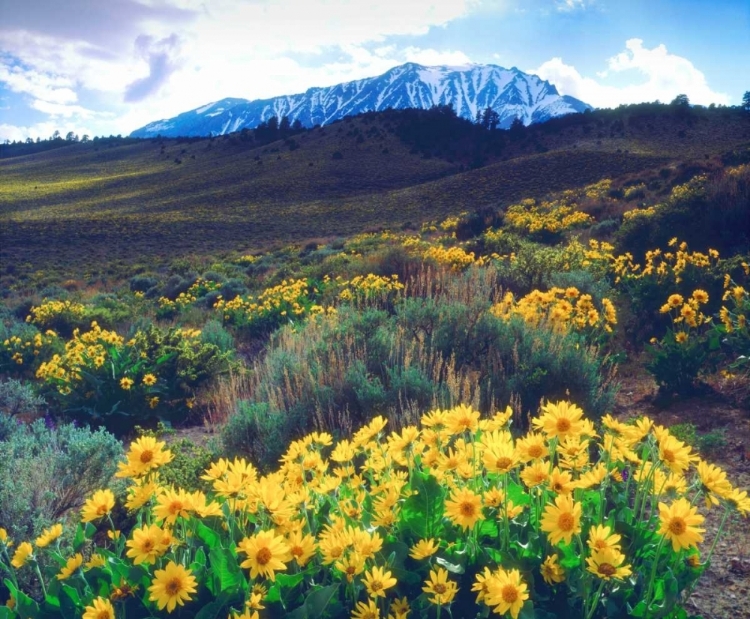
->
0;61;78;104
403;47;472;67
532;39;729;107
556;0;589;12
30;99;100;118
0;0;478;136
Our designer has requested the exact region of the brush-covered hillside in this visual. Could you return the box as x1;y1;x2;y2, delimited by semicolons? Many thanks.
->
1;102;749;289
1;100;750;619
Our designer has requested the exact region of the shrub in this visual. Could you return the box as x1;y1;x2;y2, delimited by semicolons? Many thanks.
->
157;438;218;491
0;379;46;417
0;414;121;542
234;270;616;469
36;323;230;436
129;274;159;293
221;401;295;467
200;320;235;354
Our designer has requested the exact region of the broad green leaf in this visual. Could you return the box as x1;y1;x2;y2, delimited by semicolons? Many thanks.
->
195;520;221;549
208;547;242;595
3;579;39;617
401;472;445;539
304;584;339;619
275;572;306;590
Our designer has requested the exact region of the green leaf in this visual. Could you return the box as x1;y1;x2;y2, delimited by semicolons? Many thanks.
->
559;541;581;570
195;520;221;549
3;579;39;617
304;584;339;619
401;472;445;539
274;572;306;590
208;547;242;595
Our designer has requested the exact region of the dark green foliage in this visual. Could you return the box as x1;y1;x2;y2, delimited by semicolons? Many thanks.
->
130;274;159;293
646;331;716;394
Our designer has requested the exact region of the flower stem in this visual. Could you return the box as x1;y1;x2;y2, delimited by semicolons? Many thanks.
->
644;535;666;611
585;578;606;619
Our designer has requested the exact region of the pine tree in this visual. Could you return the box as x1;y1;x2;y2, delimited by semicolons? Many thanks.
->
742;91;750;111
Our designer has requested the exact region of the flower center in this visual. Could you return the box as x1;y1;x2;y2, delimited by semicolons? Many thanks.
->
558;512;575;531
556;418;571;433
496;457;513;470
291;546;304;557
460;502;476;517
528;445;543;458
165;578;181;595
96;504;109;515
662;449;675;463
433;583;447;594
598;563;616;577
142;540;154;552
370;581;383;592
256;547;272;566
669;517;686;536
169;501;183;514
501;584;518;603
140;450;154;464
96;611;111;619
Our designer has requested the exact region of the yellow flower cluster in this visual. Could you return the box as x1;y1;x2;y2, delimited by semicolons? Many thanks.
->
438;213;467;232
337;274;404;303
583;178;612;200
215;278;312;322
423;245;476;270
236;254;259;264
5;400;750;619
658;290;711;337
26;299;86;326
622;174;709;224
505;198;594;236
2;330;57;365
159;278;222;310
609;239;719;285
622;205;658;222
35;322;124;393
718;272;749;334
623;183;646;200
491;287;617;334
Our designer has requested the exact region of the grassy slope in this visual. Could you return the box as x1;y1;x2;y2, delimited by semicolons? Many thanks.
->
2;110;748;286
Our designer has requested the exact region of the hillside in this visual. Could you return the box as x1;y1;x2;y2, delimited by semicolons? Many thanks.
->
1;104;749;289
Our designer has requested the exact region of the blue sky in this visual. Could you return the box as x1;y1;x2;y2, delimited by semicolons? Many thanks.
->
0;0;748;141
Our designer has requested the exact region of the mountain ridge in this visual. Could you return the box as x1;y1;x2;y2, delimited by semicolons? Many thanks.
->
130;63;591;138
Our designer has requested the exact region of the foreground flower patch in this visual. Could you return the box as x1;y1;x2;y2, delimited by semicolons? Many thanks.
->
1;402;748;618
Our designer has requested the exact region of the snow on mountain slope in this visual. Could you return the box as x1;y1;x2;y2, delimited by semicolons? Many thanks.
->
130;63;591;138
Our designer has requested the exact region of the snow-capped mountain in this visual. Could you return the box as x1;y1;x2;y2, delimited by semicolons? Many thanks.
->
130;63;591;138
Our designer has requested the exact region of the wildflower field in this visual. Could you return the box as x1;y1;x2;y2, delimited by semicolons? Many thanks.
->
1;106;750;618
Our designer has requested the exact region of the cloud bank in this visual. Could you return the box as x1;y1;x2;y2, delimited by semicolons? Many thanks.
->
532;38;729;108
